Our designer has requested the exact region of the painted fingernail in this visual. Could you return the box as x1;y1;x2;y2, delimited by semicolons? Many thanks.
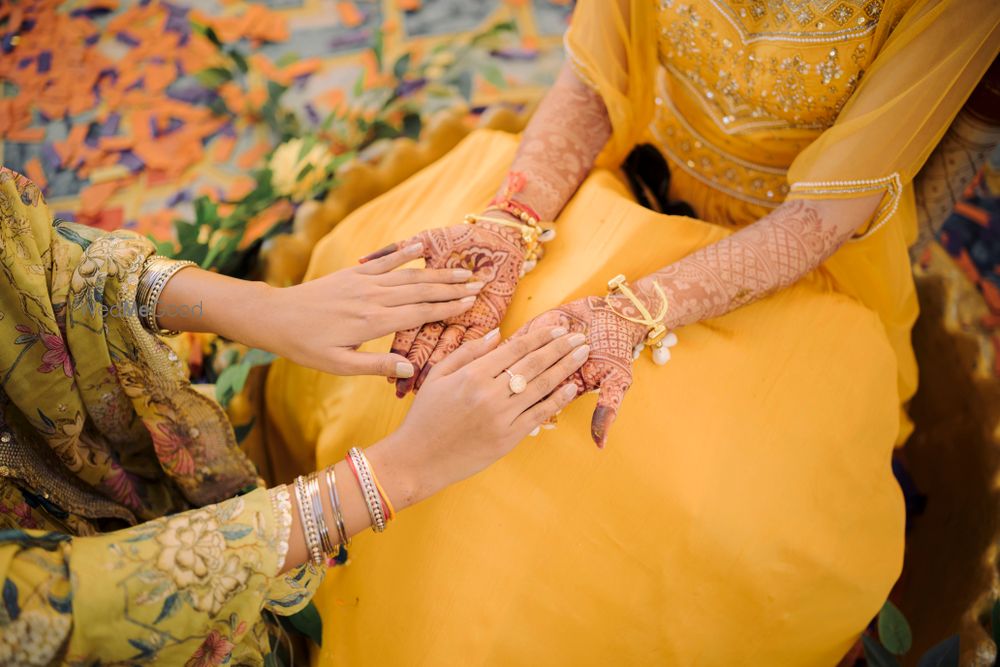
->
484;328;500;341
550;327;568;338
453;268;473;279
395;362;415;378
529;426;541;437
466;281;484;291
562;384;578;398
460;295;476;304
568;333;586;347
572;345;590;361
404;242;423;255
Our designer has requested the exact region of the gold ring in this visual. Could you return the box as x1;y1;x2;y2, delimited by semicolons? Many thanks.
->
504;369;527;394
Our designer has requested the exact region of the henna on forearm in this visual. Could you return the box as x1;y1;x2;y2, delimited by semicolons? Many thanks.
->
495;63;611;222
628;198;877;330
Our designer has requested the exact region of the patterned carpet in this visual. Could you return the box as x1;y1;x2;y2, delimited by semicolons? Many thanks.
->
0;0;568;239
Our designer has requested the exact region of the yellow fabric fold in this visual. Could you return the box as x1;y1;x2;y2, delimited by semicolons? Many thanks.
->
563;0;657;168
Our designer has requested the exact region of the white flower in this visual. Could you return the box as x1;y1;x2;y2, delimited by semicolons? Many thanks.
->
268;138;335;202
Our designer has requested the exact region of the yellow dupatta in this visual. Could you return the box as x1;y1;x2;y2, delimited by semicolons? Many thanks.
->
564;0;999;440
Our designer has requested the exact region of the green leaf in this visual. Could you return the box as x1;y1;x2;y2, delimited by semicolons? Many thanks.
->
877;601;912;655
479;62;506;89
401;112;422;140
286;602;323;646
916;635;959;667
454;70;473;102
215;362;252;407
296;134;318;161
243;349;277;366
229;48;249;74
392;53;412;81
470;20;517;46
276;52;300;68
352;70;365;98
193;196;219;226
372;28;384;71
862;635;900;667
208;96;231;117
195;66;233;89
371;120;401;141
192;23;223;48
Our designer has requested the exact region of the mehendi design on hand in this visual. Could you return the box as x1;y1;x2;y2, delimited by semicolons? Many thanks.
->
362;222;526;396
635;200;851;330
512;297;647;447
497;64;612;222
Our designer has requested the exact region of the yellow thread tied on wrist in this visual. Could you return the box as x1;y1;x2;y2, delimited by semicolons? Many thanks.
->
606;274;670;348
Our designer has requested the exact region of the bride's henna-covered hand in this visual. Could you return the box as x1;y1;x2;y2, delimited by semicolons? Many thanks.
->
511;297;647;448
360;215;526;397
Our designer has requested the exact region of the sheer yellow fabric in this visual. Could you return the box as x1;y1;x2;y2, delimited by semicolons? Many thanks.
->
563;0;656;167
265;2;998;664
567;0;1000;440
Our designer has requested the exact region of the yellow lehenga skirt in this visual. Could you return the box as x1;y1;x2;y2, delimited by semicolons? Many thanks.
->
266;130;905;665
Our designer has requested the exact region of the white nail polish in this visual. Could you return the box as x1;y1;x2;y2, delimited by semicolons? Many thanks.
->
460;295;476;304
568;333;586;347
484;328;500;341
466;281;484;291
453;269;473;280
551;327;568;338
395;362;414;378
405;242;423;254
572;345;590;361
529;426;541;437
562;385;578;398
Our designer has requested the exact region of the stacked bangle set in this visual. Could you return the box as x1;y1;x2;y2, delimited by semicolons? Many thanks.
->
135;255;197;336
291;447;395;568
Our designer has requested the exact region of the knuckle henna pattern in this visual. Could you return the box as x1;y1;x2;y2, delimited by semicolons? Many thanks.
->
515;296;646;447
392;223;526;396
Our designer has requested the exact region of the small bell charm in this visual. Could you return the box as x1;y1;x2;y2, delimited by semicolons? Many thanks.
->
539;228;557;242
632;342;645;360
523;258;537;274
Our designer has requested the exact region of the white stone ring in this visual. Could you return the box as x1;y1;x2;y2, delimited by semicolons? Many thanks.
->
504;369;527;395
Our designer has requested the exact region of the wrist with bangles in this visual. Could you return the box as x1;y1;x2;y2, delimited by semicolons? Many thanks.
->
290;446;395;568
605;274;678;365
464;201;556;277
135;255;198;336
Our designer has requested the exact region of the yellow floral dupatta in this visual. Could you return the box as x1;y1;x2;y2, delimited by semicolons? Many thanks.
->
0;168;321;664
0;167;257;521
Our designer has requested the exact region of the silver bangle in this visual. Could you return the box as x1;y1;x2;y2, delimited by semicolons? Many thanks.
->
307;472;337;562
325;465;350;549
348;447;385;532
135;255;197;336
293;476;324;567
